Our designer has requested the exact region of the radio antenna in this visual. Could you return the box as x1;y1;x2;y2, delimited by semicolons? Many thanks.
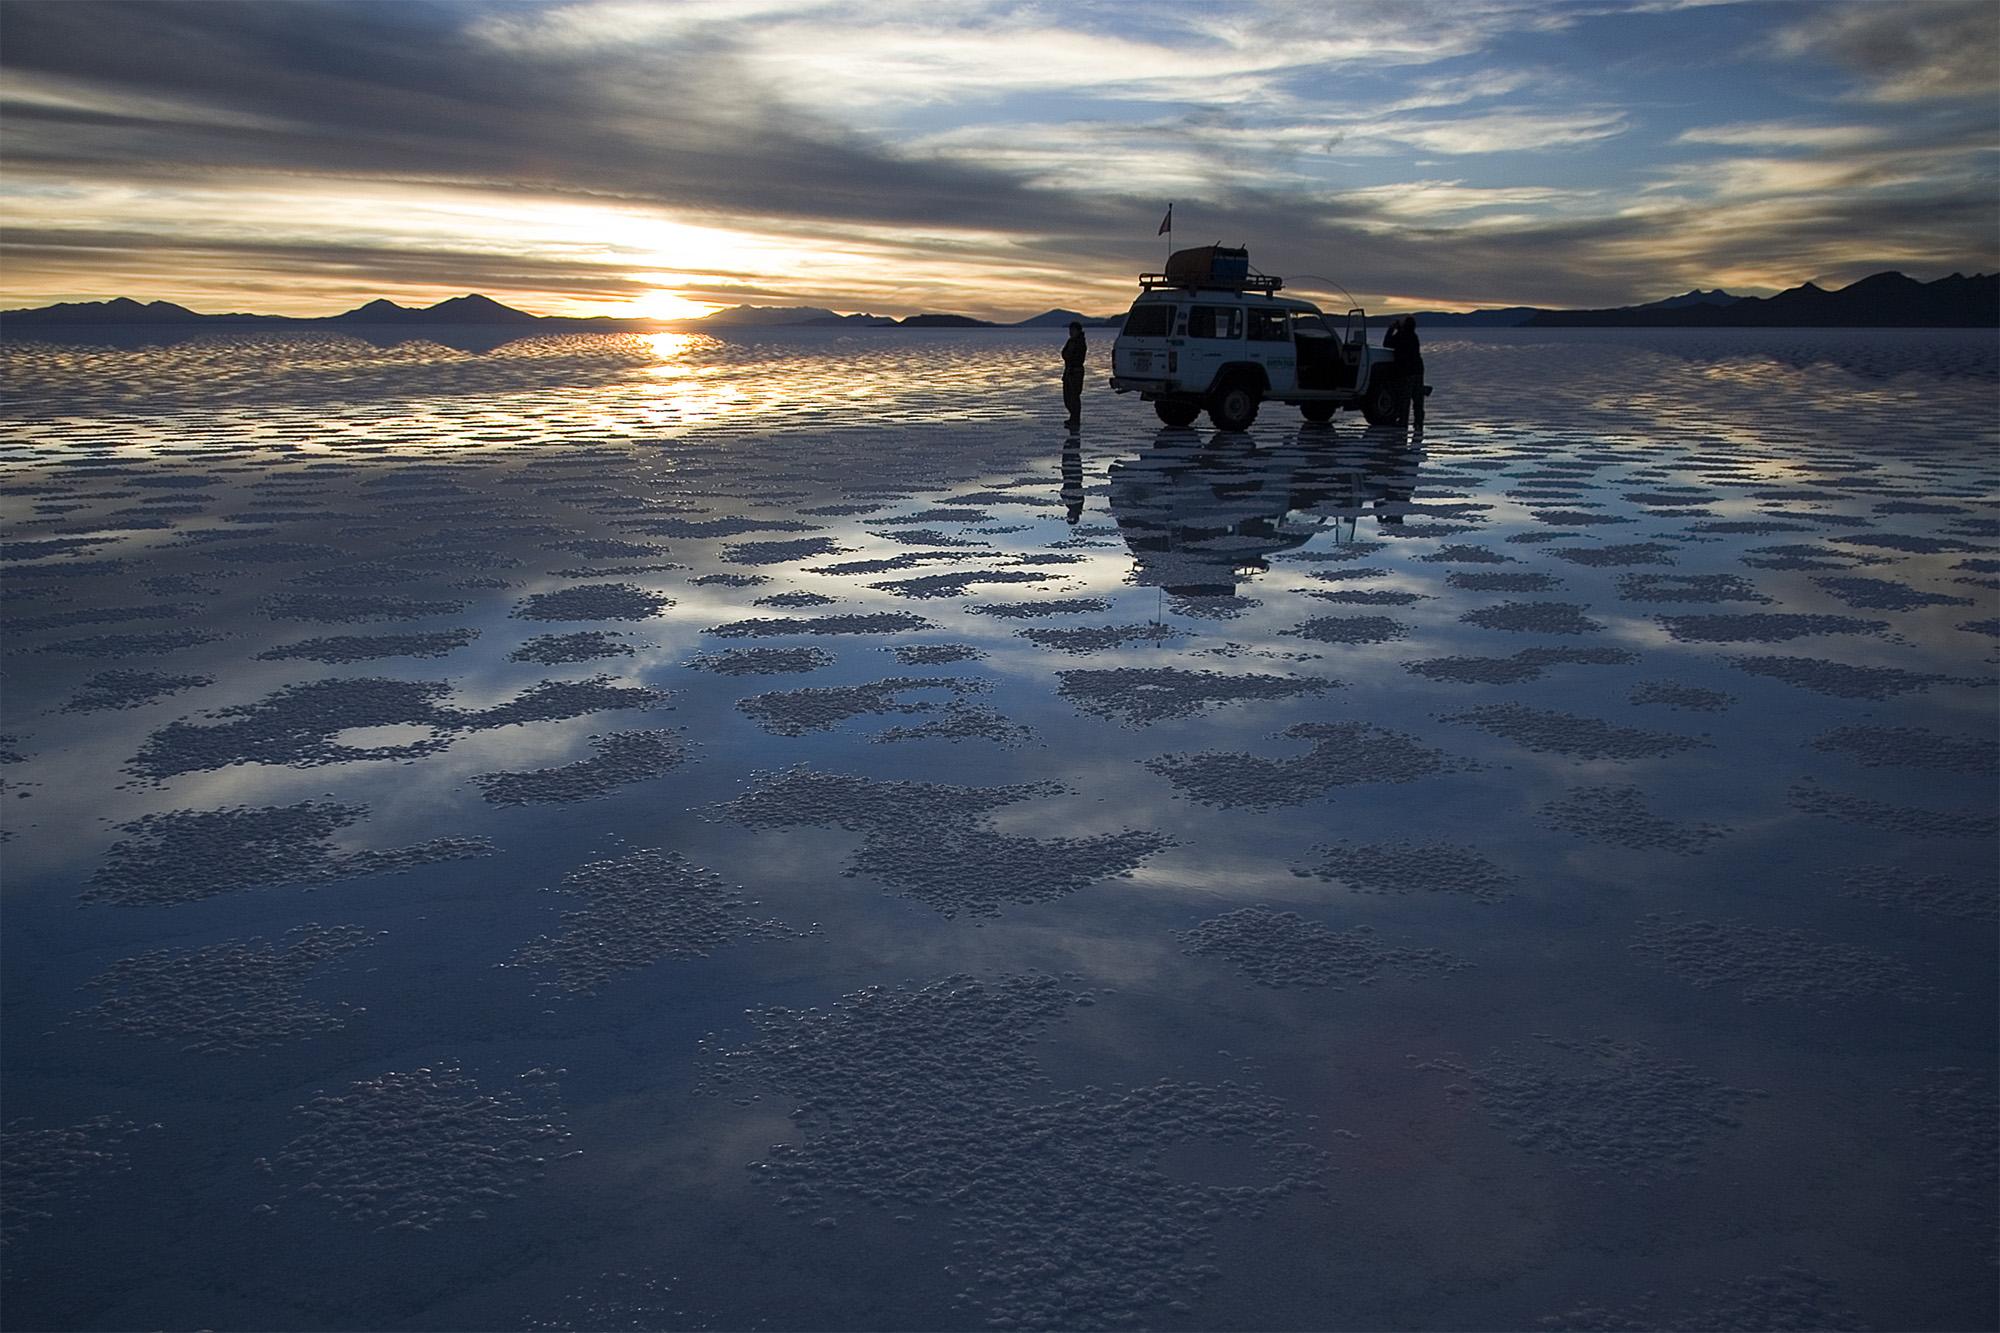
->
1291;273;1361;312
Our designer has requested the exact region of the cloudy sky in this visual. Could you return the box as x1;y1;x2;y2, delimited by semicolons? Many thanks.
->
3;0;1996;319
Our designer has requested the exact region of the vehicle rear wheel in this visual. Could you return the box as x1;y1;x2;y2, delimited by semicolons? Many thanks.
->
1207;378;1261;432
1360;376;1399;426
1300;401;1336;424
1153;399;1201;428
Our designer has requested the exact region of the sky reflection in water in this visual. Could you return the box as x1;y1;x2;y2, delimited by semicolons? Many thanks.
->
1;328;1995;1332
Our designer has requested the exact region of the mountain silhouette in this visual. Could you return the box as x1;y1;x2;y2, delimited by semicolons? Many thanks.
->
326;294;541;325
1525;271;1997;327
896;313;996;328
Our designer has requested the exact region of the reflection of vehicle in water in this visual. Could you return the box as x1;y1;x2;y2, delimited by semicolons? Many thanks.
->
1108;428;1422;596
1108;246;1405;432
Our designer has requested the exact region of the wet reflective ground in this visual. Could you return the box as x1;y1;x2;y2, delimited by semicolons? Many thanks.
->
2;327;1995;1331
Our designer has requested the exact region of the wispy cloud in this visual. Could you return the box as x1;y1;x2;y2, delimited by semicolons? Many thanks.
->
1770;0;2000;102
1674;120;1890;151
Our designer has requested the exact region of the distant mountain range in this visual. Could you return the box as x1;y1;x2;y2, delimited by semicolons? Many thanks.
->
0;294;1124;332
1523;271;1996;327
0;294;650;331
1392;272;1995;328
4;272;1993;333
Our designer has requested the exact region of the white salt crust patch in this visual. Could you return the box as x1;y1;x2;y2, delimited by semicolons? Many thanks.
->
1629;913;1933;1006
708;612;933;638
1787;780;1998;839
1179;907;1467;989
1419;1034;1763;1182
1628;681;1735;712
1439;704;1709;761
261;1063;567;1231
1403;647;1634;686
1459;601;1605;635
699;973;1329;1330
1018;622;1185;653
1056;667;1335;724
1146;721;1467;810
1538;785;1731;854
84;801;490;905
1727;655;1985;699
61;669;215;712
78;923;382;1051
0;1116;151;1246
737;676;987;736
509;848;805;994
256;629;479;663
128;675;669;779
471;728;689;805
1291;839;1517;903
874;703;1034;746
1841;864;1997;923
511;583;672;622
1807;724;1997;774
509;631;634;664
1655;612;1888;644
712;768;1171;918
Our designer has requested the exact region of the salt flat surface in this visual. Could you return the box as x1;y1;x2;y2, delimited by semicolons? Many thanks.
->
2;326;1995;1331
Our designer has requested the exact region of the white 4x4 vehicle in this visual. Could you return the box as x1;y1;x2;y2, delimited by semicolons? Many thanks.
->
1108;250;1403;432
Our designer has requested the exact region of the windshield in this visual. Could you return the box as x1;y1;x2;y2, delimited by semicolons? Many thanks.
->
1122;303;1174;338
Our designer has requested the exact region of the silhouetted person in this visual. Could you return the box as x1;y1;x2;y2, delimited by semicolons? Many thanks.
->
1387;315;1425;428
1061;436;1084;524
1061;320;1086;428
1408;312;1424;426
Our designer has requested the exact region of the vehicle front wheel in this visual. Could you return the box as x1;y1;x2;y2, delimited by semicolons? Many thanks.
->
1300;401;1336;424
1360;376;1399;426
1153;399;1201;428
1207;378;1261;432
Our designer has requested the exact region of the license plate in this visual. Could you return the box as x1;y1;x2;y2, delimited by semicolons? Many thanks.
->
1133;351;1153;372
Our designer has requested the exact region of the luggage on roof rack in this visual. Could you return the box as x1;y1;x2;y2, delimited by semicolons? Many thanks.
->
1141;245;1282;295
1165;245;1249;287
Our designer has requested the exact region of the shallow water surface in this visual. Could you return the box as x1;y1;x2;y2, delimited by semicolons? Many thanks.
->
2;327;1996;1331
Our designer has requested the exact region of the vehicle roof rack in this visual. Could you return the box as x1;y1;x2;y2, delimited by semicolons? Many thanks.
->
1137;272;1285;296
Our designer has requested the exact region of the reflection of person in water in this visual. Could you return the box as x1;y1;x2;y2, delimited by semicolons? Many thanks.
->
1061;436;1084;524
1373;461;1412;525
1061;320;1086;429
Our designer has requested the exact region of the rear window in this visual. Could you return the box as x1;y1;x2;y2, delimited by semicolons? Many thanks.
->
1122;303;1175;337
1188;305;1243;339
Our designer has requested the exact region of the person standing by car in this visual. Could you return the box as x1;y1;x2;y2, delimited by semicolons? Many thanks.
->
1061;320;1087;429
1400;315;1425;429
1381;317;1406;424
1383;316;1423;428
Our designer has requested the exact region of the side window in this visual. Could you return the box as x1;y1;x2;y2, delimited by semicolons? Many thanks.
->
1122;304;1174;337
1290;312;1332;339
1188;305;1242;339
1248;309;1289;342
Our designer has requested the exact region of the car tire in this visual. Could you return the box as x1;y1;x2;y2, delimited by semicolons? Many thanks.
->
1153;399;1201;428
1207;378;1261;432
1300;401;1336;424
1360;377;1399;426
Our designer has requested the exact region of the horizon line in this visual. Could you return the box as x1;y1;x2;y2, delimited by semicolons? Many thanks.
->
6;267;1993;326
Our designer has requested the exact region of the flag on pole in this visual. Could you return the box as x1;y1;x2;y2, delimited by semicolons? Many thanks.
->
1157;204;1172;236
